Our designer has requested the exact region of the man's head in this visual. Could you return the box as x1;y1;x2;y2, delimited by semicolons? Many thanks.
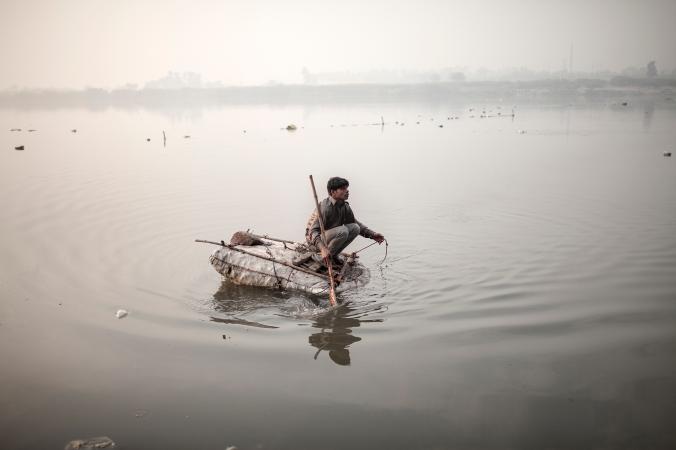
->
327;176;349;201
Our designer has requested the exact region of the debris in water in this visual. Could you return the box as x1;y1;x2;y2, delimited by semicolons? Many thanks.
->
116;309;128;319
146;138;151;142
133;409;149;418
183;135;191;139
10;128;21;131
438;124;443;128
621;101;628;106
64;436;116;449
518;129;527;134
28;129;37;132
286;124;297;131
664;151;672;157
15;145;24;150
71;129;77;133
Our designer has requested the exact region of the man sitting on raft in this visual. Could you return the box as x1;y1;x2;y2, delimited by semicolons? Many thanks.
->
306;177;385;265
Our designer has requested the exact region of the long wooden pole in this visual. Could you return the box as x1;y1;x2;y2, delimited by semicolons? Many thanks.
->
194;239;330;280
309;175;338;306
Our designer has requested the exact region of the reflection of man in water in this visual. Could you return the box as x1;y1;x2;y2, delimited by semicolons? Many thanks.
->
308;309;363;366
309;326;361;365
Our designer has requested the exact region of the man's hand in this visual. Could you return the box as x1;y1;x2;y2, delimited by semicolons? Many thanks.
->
372;233;385;244
319;244;330;259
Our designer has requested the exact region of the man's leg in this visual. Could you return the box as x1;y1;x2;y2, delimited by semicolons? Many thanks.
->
332;223;360;255
324;225;348;256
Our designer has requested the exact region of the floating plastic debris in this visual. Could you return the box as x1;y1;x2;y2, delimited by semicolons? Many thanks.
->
116;309;128;319
664;151;672;157
286;124;297;131
15;145;24;150
133;409;149;418
64;436;116;449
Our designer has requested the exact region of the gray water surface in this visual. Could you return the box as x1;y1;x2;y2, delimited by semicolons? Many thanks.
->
1;100;675;449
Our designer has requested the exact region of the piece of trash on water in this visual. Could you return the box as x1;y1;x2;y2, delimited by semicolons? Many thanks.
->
15;145;24;150
116;309;128;319
183;135;191;139
71;129;77;133
146;138;151;142
64;436;116;449
133;409;149;418
225;446;238;450
664;151;672;157
518;129;527;134
286;124;297;131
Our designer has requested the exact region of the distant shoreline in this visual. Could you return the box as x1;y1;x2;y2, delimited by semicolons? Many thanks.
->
2;78;675;109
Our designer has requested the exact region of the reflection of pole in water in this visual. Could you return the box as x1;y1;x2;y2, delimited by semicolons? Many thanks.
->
565;106;571;140
643;103;655;132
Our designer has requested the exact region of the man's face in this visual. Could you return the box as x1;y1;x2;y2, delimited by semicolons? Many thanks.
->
330;185;349;201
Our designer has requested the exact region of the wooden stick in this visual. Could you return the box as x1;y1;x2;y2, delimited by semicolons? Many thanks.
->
195;239;329;280
248;233;297;245
309;175;338;306
249;233;353;258
336;253;355;283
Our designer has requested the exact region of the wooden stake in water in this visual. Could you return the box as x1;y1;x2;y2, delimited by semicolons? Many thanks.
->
309;175;338;306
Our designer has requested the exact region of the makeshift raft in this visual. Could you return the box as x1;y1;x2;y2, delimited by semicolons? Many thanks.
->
198;233;370;296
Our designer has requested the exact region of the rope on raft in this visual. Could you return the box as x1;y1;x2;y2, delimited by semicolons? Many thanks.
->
265;245;286;290
210;255;319;293
196;239;329;280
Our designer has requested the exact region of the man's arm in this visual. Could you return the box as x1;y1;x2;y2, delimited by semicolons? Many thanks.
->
356;220;385;243
309;199;331;257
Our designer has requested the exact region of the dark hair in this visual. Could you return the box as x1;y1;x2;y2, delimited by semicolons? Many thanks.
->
327;177;349;194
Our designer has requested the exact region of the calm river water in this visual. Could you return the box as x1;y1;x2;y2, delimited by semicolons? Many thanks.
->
1;97;675;449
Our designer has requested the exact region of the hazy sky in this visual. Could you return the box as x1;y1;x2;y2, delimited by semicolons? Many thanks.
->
2;0;675;89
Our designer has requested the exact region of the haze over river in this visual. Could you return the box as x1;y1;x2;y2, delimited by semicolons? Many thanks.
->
1;96;675;449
